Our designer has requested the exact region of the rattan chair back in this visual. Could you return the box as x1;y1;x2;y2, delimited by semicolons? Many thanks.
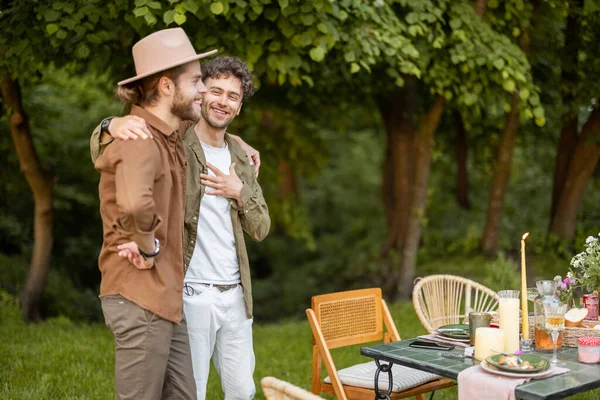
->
261;376;323;400
306;288;454;400
412;274;499;333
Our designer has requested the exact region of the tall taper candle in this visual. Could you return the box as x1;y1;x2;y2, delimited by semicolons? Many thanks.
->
521;232;530;340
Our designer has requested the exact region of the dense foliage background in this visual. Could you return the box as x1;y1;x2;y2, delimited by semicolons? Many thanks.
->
1;0;600;323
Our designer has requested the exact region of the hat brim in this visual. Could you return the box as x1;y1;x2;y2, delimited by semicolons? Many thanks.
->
118;49;218;86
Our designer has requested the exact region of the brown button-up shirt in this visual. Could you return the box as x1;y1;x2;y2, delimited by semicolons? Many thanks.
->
95;105;187;323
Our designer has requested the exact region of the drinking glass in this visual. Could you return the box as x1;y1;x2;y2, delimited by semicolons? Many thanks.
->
527;287;538;302
543;303;568;365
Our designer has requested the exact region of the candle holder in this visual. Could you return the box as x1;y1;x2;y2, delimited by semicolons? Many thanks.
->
520;334;533;353
469;312;491;346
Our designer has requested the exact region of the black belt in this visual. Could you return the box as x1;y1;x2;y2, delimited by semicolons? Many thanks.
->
184;283;239;296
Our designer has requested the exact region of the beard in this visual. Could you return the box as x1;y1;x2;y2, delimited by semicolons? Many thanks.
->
171;87;201;122
200;101;235;130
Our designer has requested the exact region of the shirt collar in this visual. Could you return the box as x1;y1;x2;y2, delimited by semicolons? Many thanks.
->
130;105;176;136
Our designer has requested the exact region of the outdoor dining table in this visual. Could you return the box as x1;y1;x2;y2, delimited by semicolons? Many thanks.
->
361;338;600;400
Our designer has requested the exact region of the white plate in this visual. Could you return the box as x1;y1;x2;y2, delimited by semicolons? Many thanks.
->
480;360;553;378
434;333;470;343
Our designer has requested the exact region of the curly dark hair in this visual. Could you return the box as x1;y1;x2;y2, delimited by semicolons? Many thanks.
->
202;56;256;100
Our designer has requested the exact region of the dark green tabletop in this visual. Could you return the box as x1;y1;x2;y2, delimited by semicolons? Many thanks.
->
360;339;600;400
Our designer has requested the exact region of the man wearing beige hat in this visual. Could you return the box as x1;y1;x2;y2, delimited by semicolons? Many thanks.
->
95;27;216;400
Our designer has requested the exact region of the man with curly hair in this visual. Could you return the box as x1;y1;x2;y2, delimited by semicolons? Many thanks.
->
91;56;270;399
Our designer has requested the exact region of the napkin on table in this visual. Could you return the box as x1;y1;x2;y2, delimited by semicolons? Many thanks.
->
457;364;569;400
418;333;471;348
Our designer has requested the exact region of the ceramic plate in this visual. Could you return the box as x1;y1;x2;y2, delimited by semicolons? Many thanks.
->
480;360;553;378
485;354;550;373
433;333;470;343
436;324;470;340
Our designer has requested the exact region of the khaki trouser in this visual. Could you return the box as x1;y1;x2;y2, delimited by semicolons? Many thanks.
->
101;295;197;400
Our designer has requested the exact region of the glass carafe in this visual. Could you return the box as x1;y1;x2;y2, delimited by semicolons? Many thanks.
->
534;280;563;351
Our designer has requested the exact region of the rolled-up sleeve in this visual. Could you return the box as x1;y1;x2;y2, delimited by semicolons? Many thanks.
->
90;119;115;163
111;138;162;253
232;179;270;242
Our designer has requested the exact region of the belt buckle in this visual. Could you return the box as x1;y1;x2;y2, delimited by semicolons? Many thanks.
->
217;284;236;292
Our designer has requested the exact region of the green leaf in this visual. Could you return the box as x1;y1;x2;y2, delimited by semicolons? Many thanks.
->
147;2;162;10
309;47;325;62
300;14;315;25
45;10;61;22
405;12;418;24
533;106;544;119
163;10;175;24
535;116;546;127
317;23;328;34
268;41;281;51
75;43;90;59
183;0;200;13
210;2;224;15
133;6;149;17
401;44;419;58
145;12;157;26
278;0;289;8
502;79;515;92
493;58;505;70
46;23;59;35
174;12;187;25
247;44;263;63
135;0;148;6
344;51;356;63
449;18;462;30
350;63;360;74
264;8;279;22
56;29;67;40
519;88;530;101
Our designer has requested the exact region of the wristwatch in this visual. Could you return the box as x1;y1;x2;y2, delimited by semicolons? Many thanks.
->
139;238;160;260
100;117;114;135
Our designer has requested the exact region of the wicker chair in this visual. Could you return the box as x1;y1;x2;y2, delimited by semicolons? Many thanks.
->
306;288;455;400
412;274;499;333
261;377;324;400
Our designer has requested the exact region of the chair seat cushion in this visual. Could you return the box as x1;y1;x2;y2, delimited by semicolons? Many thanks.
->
324;361;440;392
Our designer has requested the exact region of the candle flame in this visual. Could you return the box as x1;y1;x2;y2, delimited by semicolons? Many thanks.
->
522;232;530;240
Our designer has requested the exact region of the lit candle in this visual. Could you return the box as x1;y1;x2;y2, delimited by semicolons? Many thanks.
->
521;232;530;340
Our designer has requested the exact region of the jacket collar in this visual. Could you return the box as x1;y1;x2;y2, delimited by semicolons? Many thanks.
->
182;125;249;166
131;105;176;136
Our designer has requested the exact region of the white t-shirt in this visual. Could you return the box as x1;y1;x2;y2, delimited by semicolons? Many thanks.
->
185;142;240;284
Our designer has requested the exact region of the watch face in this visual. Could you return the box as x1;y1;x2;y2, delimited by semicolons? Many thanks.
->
101;119;111;133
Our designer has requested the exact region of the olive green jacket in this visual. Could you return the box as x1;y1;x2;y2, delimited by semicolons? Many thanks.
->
90;123;270;317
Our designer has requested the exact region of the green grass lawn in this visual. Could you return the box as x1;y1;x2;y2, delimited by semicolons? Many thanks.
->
2;300;600;400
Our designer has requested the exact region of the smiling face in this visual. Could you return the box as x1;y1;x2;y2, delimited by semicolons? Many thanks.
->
200;74;243;130
170;61;207;122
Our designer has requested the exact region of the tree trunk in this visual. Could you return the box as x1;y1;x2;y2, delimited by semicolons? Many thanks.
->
474;0;487;17
379;80;417;256
398;96;445;297
551;118;579;219
550;107;600;239
550;0;583;222
278;160;297;198
1;72;54;322
455;112;471;209
481;92;520;255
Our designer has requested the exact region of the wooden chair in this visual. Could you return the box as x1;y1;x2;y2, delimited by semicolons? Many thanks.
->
261;376;324;400
412;274;499;333
306;288;454;400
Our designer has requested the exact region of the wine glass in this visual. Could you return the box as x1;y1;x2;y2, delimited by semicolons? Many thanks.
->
527;287;538;302
543;303;568;366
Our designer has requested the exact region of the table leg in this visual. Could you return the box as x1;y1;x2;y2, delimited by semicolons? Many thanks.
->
374;359;393;400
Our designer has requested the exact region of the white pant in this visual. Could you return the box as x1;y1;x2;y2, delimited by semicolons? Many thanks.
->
183;283;255;400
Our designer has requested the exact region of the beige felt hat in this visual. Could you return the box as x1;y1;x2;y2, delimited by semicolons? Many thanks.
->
118;28;218;86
